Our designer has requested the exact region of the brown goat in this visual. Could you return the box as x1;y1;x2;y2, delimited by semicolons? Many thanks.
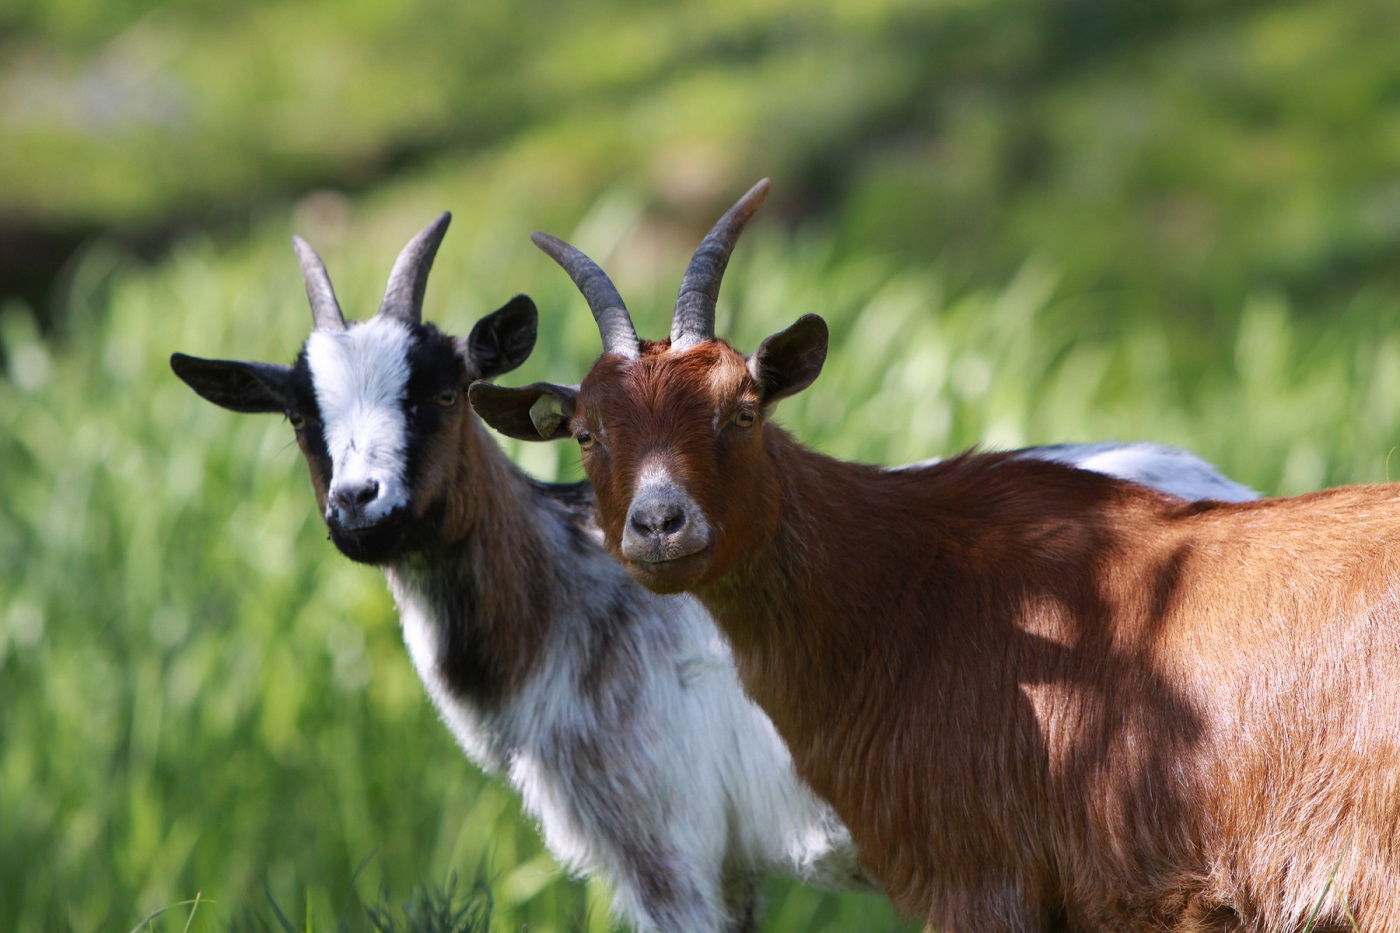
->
472;180;1400;931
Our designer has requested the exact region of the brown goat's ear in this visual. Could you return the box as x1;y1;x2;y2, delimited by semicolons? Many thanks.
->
459;294;537;380
170;353;291;414
470;381;578;441
747;314;828;405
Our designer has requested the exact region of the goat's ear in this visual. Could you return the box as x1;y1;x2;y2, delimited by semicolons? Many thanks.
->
459;294;537;380
170;353;291;413
470;381;577;441
748;314;828;405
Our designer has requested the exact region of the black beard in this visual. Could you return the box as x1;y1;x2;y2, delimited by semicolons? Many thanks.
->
327;506;423;565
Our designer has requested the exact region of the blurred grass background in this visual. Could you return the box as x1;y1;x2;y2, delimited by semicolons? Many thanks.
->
2;0;1399;929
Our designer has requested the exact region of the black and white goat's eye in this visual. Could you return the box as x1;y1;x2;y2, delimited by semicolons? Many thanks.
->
435;389;458;408
732;409;757;428
288;412;307;430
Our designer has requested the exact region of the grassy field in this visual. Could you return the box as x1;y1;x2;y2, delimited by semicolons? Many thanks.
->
3;0;1399;929
5;180;1399;930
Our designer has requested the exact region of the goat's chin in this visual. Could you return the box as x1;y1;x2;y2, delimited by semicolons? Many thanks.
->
328;509;417;565
622;550;712;594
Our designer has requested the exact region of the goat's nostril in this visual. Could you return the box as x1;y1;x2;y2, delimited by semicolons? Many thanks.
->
334;480;380;511
658;509;685;535
631;503;686;537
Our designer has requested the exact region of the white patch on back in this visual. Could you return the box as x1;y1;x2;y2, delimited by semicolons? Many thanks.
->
306;316;415;522
887;443;1260;503
1013;442;1259;502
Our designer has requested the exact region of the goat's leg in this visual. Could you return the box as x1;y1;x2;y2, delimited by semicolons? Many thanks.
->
611;847;727;932
719;871;761;933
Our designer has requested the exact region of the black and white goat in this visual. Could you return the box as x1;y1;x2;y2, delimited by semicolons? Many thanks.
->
170;213;1255;932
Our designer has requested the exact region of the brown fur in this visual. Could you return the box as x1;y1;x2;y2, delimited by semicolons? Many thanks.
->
572;338;1400;931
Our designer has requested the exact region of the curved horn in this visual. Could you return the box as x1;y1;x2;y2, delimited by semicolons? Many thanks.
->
291;236;347;333
531;232;640;360
378;211;452;324
671;178;770;350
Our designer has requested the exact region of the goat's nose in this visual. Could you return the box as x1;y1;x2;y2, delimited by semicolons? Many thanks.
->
333;479;379;511
629;500;687;538
620;481;710;565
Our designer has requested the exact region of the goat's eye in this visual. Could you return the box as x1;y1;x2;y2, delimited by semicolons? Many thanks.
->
288;412;307;430
577;430;596;450
435;389;458;408
732;408;757;429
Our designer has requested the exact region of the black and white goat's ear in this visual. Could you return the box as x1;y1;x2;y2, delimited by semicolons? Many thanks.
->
469;381;577;441
459;294;537;380
747;314;828;406
170;353;292;414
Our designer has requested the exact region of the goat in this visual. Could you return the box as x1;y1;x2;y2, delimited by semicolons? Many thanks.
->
172;215;865;932
471;179;1400;931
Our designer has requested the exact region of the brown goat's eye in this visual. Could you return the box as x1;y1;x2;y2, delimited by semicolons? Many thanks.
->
288;412;307;430
577;430;596;450
435;389;458;408
732;409;757;428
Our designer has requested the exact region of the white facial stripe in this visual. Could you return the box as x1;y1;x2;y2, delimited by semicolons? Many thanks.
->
306;315;414;519
635;459;679;498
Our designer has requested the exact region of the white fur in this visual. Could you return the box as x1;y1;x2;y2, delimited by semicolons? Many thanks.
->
636;460;678;492
305;316;415;526
894;442;1259;503
1013;441;1259;502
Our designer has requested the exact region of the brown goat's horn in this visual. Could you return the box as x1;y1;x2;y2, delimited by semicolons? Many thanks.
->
531;232;641;360
292;236;347;333
670;178;771;351
379;212;452;325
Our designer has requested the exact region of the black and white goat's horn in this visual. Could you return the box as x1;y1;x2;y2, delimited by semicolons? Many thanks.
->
292;236;347;333
670;178;770;351
379;212;452;325
531;231;641;360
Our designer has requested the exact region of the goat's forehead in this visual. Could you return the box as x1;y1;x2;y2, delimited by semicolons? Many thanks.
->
304;316;417;397
581;342;753;418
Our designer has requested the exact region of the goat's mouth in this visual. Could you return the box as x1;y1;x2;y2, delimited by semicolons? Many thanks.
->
328;507;414;565
622;547;712;594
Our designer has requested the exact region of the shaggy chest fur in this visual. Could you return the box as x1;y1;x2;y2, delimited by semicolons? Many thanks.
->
380;484;866;928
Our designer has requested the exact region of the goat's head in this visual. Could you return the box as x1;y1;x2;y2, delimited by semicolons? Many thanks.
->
472;181;827;593
172;213;537;564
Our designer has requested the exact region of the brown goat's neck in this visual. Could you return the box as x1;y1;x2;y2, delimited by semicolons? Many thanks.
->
693;432;1107;792
691;431;1133;916
696;429;923;740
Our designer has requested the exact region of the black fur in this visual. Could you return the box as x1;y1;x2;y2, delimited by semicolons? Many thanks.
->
169;353;291;413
